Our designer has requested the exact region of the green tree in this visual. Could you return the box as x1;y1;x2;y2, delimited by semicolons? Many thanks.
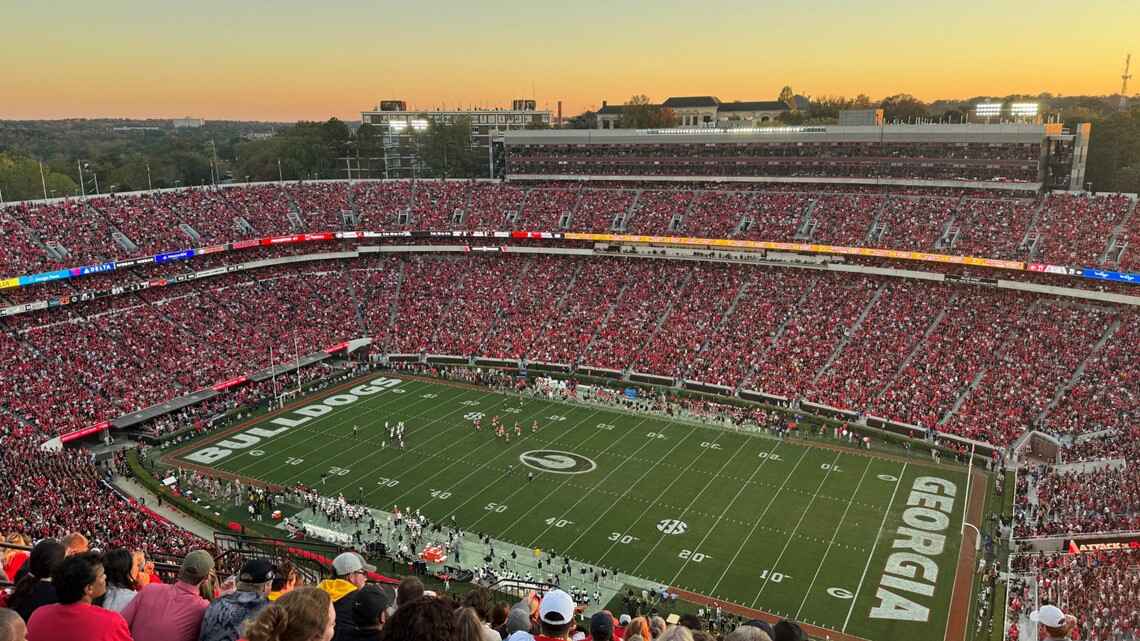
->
0;152;79;200
416;116;480;178
879;94;929;122
619;95;678;129
778;86;798;111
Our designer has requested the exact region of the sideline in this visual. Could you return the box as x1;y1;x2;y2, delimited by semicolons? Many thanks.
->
944;468;987;641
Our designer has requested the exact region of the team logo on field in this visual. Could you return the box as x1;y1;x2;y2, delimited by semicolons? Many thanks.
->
519;450;597;475
656;519;688;535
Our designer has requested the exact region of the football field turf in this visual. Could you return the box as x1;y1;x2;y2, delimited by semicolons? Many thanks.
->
169;374;974;641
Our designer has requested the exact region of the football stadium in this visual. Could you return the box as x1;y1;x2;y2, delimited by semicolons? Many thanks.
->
2;53;1139;641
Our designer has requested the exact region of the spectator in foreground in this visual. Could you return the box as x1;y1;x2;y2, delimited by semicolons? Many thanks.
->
459;588;499;641
317;552;372;639
0;608;27;641
268;562;298;602
590;612;615;641
121;549;214;641
656;627;693;641
25;552;132;641
334;584;387;641
376;596;456;641
723;626;770;641
199;558;274;641
239;586;334;641
1030;605;1077;641
771;621;804;641
392;577;423;613
8;539;66;622
60;533;89;557
535;589;575;641
3;535;30;581
100;548;140;613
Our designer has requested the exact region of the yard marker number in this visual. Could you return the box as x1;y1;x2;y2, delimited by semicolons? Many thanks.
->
647;432;667;439
597;423;616;431
327;466;350;476
760;569;788;583
609;532;640;544
758;452;783;460
699;441;721;449
504;407;521;414
545;518;575;528
679;549;711;563
464;412;485;421
430;489;452;499
285;457;304;465
547;415;567;421
375;478;399;487
484;502;508;513
460;400;481;406
820;463;842;472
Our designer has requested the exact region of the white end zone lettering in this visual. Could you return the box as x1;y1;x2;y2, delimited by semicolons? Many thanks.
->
869;476;957;623
183;377;404;465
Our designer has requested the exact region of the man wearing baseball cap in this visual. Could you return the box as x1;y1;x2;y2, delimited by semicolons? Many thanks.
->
199;558;273;641
534;589;577;641
318;551;375;641
1030;605;1077;640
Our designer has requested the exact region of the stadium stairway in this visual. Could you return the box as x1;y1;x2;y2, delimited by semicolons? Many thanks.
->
1036;315;1123;424
872;295;956;403
811;281;886;385
577;281;630;367
677;273;755;382
733;276;820;396
938;299;1042;426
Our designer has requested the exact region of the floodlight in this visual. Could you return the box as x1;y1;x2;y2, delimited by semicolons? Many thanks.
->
1010;103;1039;117
974;103;1002;116
411;119;430;131
389;121;408;132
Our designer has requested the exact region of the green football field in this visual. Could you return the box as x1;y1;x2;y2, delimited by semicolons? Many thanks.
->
169;374;973;641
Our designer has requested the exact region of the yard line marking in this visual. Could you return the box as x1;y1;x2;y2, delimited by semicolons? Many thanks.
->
665;438;784;586
572;427;735;566
842;461;907;632
707;446;810;597
793;457;873;620
226;379;431;474
467;414;659;540
248;383;474;483
350;391;534;503
388;403;602;510
750;450;844;608
627;430;754;576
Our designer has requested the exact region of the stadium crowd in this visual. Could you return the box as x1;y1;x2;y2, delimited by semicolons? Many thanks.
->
0;183;1134;282
0;539;815;641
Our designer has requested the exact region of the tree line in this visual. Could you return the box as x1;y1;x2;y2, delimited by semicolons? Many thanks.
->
1;94;1138;200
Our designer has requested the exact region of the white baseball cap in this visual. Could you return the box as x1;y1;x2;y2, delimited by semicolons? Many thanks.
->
539;589;575;624
332;552;376;576
1030;605;1067;627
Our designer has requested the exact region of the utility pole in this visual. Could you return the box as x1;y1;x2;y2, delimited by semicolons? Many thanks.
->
278;159;284;182
1122;54;1133;111
78;160;87;197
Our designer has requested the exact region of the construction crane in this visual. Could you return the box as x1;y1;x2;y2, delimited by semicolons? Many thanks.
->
1122;54;1133;111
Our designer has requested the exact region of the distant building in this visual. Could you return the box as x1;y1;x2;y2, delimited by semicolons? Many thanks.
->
596;94;810;129
360;99;552;178
173;118;205;128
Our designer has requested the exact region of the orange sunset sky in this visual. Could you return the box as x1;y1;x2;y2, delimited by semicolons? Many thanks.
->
2;0;1136;122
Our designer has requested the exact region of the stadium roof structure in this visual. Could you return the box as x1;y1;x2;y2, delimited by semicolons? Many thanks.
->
661;95;721;108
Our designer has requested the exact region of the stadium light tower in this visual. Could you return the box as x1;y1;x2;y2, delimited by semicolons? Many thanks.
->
1010;102;1039;121
974;102;1002;123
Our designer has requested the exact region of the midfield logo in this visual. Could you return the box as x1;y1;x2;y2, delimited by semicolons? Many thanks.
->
518;450;597;474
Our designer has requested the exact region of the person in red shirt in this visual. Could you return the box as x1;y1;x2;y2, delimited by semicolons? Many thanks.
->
26;552;132;641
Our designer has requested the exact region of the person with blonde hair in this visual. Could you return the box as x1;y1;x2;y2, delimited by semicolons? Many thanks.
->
239;586;334;641
3;534;30;581
625;616;652;641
